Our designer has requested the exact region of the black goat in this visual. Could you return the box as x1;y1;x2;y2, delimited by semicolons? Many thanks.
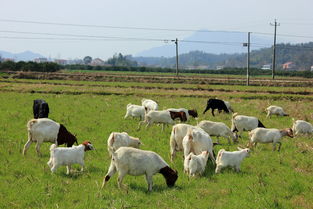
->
33;99;49;119
203;99;229;116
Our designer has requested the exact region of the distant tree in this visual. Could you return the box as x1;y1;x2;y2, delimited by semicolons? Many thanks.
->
83;56;92;65
0;60;16;71
106;53;138;67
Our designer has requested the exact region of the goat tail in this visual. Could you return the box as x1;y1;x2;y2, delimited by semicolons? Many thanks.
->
126;103;132;109
50;144;57;151
232;112;238;119
216;149;225;163
108;133;115;147
27;119;37;131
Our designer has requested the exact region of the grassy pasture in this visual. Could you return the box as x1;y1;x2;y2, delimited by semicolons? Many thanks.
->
0;78;313;208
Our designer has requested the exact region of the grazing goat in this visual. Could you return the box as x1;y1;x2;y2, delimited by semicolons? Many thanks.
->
102;147;178;192
124;104;145;120
47;141;94;174
184;151;209;177
23;118;78;156
231;113;265;138
142;98;158;112
169;111;187;122
203;99;229;116
167;108;198;121
33;99;49;119
170;124;196;161
138;110;175;131
215;147;250;173
182;128;215;165
292;119;313;135
266;105;289;118
107;132;141;156
248;128;293;151
197;120;238;144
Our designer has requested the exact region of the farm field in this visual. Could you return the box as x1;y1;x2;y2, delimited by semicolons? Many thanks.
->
0;74;313;208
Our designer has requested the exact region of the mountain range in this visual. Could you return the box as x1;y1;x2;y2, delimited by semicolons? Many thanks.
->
0;50;45;61
136;30;274;57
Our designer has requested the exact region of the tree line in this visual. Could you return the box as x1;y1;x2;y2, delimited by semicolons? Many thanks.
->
0;60;60;72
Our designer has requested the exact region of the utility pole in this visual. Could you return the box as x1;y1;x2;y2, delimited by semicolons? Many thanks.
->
172;38;179;76
270;19;280;80
243;32;251;86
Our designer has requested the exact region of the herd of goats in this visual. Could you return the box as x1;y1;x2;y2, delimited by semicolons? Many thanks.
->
22;98;313;191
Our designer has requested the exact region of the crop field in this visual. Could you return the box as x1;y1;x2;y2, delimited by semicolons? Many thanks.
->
0;74;313;208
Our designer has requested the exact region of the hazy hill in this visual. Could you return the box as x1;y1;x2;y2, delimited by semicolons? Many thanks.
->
0;50;45;61
136;30;273;57
133;42;313;70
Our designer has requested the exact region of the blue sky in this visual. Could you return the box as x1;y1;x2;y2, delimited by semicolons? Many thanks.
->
0;0;312;59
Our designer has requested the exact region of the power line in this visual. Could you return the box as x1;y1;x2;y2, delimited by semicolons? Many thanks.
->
0;19;245;34
1;18;313;40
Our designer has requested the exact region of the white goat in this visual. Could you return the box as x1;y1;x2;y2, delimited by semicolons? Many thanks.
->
215;147;250;173
182;128;215;165
184;151;209;177
101;147;178;192
47;141;94;174
249;128;293;151
124;104;145;120
231;113;266;138
23;118;78;156
107;132;141;156
170;124;196;161
266;105;289;118
197;120;237;144
142;98;158;112
138;110;175;131
292;119;313;135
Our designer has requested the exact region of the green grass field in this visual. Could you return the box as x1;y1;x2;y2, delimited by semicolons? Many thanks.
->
0;78;312;208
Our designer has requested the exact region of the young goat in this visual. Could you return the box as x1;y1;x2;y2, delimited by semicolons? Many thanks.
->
23;118;78;156
292;119;313;135
266;105;289;118
215;147;250;173
184;151;209;177
107;132;141;156
102;147;178;192
182;128;215;165
124;104;145;120
249;128;293;151
47;141;94;174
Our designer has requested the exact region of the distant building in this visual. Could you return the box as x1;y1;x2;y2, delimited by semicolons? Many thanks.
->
67;59;84;65
90;58;105;66
34;58;48;63
282;62;296;71
311;66;313;72
54;59;67;65
261;64;271;70
216;66;224;70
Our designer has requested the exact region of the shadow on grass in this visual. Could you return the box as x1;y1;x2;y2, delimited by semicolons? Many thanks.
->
128;183;183;193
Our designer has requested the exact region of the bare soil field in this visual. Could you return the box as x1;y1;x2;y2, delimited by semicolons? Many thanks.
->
4;71;313;87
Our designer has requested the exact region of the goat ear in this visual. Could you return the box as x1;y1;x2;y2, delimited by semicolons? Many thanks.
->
237;147;243;151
